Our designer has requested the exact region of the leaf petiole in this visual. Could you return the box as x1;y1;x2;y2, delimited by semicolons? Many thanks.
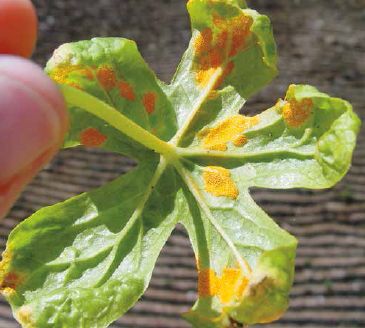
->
60;84;175;156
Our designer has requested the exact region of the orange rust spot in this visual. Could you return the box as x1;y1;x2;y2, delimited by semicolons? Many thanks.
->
196;67;218;88
229;15;252;57
1;272;23;290
202;114;259;151
97;66;117;91
193;10;252;89
50;64;82;84
209;48;224;68
119;81;135;101
50;65;95;85
216;30;229;51
218;268;249;304
194;28;213;56
80;128;107;147
233;135;248;147
198;269;218;297
282;98;313;127
203;166;239;199
198;266;250;304
67;82;83;90
143;92;157;114
79;68;94;80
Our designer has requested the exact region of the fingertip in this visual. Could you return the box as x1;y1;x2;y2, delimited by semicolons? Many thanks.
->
0;56;68;135
0;56;68;218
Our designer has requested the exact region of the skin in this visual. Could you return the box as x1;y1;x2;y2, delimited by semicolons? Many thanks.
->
0;0;68;218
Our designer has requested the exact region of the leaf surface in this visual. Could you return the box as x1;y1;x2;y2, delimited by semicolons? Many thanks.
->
0;1;360;327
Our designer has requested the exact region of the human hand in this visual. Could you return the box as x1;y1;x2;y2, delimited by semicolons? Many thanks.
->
0;0;68;218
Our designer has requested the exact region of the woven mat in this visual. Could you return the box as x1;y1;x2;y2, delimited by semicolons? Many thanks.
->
0;0;364;327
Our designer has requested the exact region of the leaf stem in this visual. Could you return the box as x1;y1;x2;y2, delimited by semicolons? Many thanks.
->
176;147;315;160
95;158;167;287
173;160;251;277
60;85;174;156
170;67;223;146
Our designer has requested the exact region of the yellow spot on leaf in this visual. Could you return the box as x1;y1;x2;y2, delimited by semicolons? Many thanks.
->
196;67;219;88
194;28;213;56
16;306;34;327
282;98;313;127
198;266;250;304
2;287;15;298
202;114;259;151
233;135;248;147
49;64;83;84
203;166;239;199
219;268;249;304
49;65;95;87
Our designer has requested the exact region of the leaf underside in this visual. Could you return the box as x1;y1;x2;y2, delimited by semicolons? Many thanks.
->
0;1;360;327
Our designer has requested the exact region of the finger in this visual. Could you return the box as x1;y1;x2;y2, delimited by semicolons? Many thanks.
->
0;0;38;57
0;56;68;218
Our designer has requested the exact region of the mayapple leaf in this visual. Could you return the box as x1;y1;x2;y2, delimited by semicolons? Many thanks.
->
0;1;360;327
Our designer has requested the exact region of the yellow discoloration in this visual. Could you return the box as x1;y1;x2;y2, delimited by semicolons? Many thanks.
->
258;310;287;324
2;287;15;298
219;268;249;304
203;166;239;199
198;266;250;304
17;306;34;327
282;92;313;127
50;65;94;88
0;250;12;272
196;67;219;88
49;64;84;84
233;135;248;147
201;115;259;151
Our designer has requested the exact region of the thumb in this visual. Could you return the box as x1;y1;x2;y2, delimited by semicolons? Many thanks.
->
0;56;68;218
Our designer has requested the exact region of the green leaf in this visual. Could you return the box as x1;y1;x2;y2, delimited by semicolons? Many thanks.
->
45;38;177;157
0;1;360;327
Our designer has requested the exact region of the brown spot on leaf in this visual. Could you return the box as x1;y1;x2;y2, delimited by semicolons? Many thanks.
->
97;66;117;91
143;92;156;114
119;81;135;101
194;28;213;56
198;269;218;297
193;10;252;89
282;96;313;128
80;127;107;147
